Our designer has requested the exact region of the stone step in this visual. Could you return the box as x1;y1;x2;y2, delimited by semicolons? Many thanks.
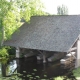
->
24;51;37;58
48;53;65;62
66;52;76;57
37;54;43;60
37;53;52;60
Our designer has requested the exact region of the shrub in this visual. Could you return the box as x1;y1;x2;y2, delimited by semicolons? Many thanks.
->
0;47;9;58
7;47;16;55
73;67;80;77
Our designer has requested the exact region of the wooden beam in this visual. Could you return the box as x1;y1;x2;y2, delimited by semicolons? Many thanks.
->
77;40;80;59
37;50;47;63
77;40;80;61
37;50;43;54
16;47;20;58
66;52;76;59
68;47;77;52
75;40;80;68
24;51;37;57
78;34;80;40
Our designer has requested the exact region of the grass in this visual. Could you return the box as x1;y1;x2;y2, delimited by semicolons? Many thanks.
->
73;67;80;79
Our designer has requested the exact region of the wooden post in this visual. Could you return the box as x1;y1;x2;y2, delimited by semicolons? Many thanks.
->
16;59;20;73
16;47;20;58
42;51;46;63
75;40;80;68
1;64;6;77
37;50;47;63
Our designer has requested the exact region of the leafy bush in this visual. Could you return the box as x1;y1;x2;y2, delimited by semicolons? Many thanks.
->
0;47;9;58
73;67;80;77
54;76;64;80
7;47;16;55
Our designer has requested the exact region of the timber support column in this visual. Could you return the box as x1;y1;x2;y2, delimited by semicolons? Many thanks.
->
75;39;80;68
42;51;46;63
16;47;20;58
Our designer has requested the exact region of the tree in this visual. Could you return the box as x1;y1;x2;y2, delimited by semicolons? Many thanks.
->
57;5;68;15
0;0;45;46
0;0;12;46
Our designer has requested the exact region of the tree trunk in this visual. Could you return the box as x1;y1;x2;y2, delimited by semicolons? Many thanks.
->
1;64;6;77
0;20;5;47
1;27;4;46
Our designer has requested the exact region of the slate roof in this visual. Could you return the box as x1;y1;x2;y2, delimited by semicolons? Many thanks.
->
4;15;80;52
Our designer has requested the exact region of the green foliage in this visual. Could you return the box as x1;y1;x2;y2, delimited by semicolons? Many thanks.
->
0;47;9;58
54;76;64;80
15;0;45;21
0;0;11;18
73;67;80;77
57;5;68;15
0;76;22;80
7;47;16;55
2;1;22;40
0;0;45;46
0;32;2;44
0;0;12;46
